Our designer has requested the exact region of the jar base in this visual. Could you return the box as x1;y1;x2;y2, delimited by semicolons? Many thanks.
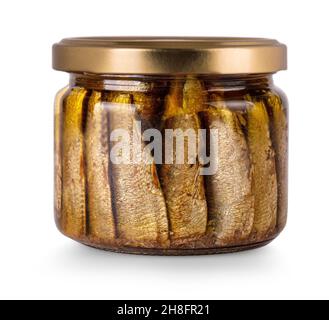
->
80;238;275;256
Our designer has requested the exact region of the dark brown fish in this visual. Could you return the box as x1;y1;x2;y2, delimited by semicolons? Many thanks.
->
61;87;88;238
246;96;278;240
106;92;169;247
54;86;68;221
160;80;208;241
85;91;116;241
203;97;254;245
264;91;288;232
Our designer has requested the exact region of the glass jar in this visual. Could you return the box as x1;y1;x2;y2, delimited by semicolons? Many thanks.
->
52;37;288;255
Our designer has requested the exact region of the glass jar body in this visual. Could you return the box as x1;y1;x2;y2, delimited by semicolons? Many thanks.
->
54;74;288;255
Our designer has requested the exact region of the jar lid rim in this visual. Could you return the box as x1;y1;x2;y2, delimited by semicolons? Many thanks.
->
52;37;287;75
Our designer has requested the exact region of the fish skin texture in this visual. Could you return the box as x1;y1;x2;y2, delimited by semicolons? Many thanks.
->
246;96;278;240
61;87;88;238
106;92;169;247
54;86;69;221
264;91;288;232
85;91;116;241
203;97;254;245
160;80;208;241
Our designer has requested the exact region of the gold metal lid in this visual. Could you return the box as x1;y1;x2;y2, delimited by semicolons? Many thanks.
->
52;37;287;75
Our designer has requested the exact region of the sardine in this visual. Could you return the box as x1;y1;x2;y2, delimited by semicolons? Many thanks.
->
61;87;88;238
246;96;278;239
54;86;68;221
160;80;208;241
203;96;254;245
265;92;288;232
85;91;116;241
106;92;169;247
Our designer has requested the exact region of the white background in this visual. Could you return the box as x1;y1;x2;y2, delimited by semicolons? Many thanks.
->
0;0;328;300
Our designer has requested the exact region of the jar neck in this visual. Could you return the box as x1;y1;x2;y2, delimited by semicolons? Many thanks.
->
203;74;274;91
69;73;274;92
70;73;170;92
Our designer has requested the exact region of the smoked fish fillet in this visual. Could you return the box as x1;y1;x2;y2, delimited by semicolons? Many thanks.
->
106;92;169;247
85;91;116;241
61;87;88;238
265;92;288;231
160;80;208;240
203;96;254;245
246;96;278;239
54;86;68;220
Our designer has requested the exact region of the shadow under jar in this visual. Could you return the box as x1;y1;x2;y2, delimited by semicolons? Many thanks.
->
52;37;288;255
